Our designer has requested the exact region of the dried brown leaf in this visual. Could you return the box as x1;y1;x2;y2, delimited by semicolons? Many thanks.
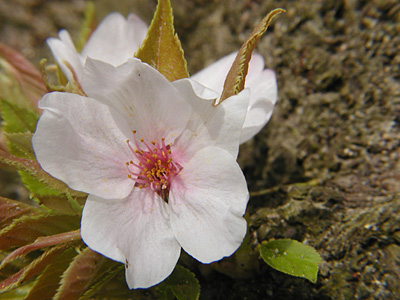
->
219;8;285;103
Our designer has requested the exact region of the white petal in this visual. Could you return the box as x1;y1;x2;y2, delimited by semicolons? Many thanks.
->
81;190;181;289
82;12;147;66
47;30;84;82
240;69;277;143
169;146;249;263
172;79;249;159
191;52;278;143
190;52;265;94
190;52;237;92
82;58;191;145
32;92;134;199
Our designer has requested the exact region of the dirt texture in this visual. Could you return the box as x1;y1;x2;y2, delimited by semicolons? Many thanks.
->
1;0;399;299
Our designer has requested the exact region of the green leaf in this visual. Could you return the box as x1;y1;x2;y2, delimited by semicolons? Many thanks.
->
24;246;80;300
0;99;39;162
0;214;80;250
0;244;74;293
54;247;119;300
135;0;189;81
259;239;322;283
19;171;62;197
17;171;84;215
0;150;86;199
3;132;35;159
0;99;39;134
219;8;285;103
156;265;200;300
0;197;42;229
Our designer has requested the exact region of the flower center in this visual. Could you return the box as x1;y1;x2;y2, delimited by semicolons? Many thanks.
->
125;131;182;202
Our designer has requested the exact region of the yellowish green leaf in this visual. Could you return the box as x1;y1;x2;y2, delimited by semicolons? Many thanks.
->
135;0;189;81
3;132;35;159
0;99;39;134
0;150;86;198
75;2;96;53
219;8;285;103
0;282;34;299
35;194;83;216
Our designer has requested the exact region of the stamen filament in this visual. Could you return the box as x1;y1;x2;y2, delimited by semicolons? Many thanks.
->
125;131;182;202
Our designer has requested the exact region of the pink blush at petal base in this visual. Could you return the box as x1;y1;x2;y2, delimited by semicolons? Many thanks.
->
125;130;182;202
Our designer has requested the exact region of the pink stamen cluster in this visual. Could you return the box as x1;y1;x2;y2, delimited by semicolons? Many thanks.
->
126;131;182;202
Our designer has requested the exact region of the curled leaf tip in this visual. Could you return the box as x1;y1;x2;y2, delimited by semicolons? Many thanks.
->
218;8;285;105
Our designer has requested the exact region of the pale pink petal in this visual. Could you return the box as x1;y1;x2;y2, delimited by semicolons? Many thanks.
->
47;30;84;82
172;79;249;159
191;52;278;143
32;92;134;199
240;69;277;143
82;58;191;145
82;12;147;66
81;190;181;289
169;146;248;263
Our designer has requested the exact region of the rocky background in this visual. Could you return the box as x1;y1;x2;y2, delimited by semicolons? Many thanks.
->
1;0;399;299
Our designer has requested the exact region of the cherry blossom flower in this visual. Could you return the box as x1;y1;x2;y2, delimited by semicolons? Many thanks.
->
48;14;277;144
192;52;278;143
47;12;147;83
32;58;250;289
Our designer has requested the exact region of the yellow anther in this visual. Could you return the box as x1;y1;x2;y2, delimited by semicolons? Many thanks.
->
126;162;129;166
128;174;132;178
140;138;144;142
133;130;137;134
